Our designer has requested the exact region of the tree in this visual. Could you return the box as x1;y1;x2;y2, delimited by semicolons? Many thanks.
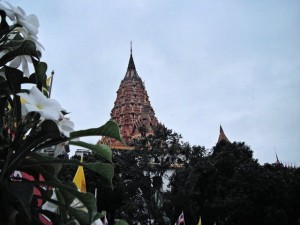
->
168;140;300;225
64;124;191;225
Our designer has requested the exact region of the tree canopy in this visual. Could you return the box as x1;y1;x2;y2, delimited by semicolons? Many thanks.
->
168;140;300;225
59;127;300;225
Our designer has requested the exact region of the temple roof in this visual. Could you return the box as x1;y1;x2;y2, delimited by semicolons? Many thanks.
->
218;125;230;143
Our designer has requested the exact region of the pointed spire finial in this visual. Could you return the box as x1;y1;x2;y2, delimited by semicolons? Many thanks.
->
218;125;230;143
127;42;135;70
220;125;224;133
274;147;281;165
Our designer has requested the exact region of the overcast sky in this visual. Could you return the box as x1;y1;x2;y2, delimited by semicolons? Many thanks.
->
8;0;300;165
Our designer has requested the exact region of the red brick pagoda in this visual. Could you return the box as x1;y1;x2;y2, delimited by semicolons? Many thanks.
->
100;47;158;150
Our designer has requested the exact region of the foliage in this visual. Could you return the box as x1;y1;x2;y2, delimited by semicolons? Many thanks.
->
58;120;300;225
0;4;125;225
111;124;190;225
168;140;300;225
58;153;118;224
59;124;206;225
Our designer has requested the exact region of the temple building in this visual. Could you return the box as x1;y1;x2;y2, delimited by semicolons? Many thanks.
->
218;125;230;143
100;48;158;149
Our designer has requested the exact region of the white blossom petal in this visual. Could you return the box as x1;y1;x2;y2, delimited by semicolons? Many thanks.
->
4;2;42;51
17;86;62;120
9;56;21;68
30;85;47;103
0;4;15;21
9;55;33;78
57;118;74;137
21;56;30;77
39;108;60;121
16;6;26;16
20;14;39;36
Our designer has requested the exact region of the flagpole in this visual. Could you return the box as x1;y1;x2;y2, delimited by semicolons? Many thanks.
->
48;70;54;97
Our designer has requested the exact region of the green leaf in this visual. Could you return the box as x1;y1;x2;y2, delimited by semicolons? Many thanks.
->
37;209;63;225
20;178;98;223
0;26;22;50
84;162;114;186
2;66;23;122
0;40;40;67
18;119;61;152
33;61;47;77
0;75;9;96
20;155;114;185
58;183;97;224
69;141;113;163
115;219;129;225
6;181;34;222
54;187;68;222
36;188;62;208
68;207;90;225
23;153;114;183
22;64;46;86
25;153;62;175
0;10;9;38
4;66;23;94
6;120;61;176
59;181;77;206
70;120;125;145
32;60;47;90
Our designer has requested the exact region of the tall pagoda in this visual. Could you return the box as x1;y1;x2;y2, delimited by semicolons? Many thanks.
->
100;47;158;149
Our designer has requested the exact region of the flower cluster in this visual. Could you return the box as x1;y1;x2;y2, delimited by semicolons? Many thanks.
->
0;2;43;77
0;3;124;225
0;2;74;142
18;86;74;137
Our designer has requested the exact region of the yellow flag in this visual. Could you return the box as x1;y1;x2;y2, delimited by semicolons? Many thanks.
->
197;216;202;225
73;158;86;192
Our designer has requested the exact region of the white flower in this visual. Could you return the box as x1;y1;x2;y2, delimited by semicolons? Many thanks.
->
0;3;16;21
2;3;40;38
56;115;74;138
9;55;32;77
0;3;44;77
17;86;62;120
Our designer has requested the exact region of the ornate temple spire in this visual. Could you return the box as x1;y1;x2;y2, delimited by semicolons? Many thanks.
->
99;48;158;149
125;42;138;79
217;125;230;143
127;50;136;70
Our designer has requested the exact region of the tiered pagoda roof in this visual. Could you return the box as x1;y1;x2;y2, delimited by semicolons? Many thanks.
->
100;49;158;149
218;125;230;143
